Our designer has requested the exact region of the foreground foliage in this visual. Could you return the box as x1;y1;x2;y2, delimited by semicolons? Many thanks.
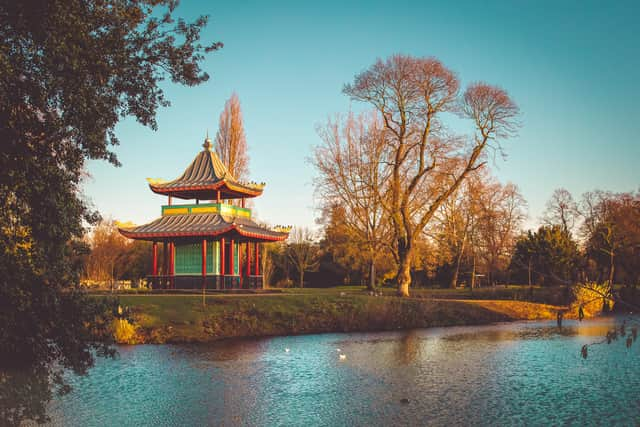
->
0;0;219;424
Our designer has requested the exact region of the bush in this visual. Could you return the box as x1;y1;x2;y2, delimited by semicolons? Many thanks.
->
113;319;139;344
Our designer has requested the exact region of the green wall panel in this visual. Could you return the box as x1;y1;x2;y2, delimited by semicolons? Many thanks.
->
175;243;200;275
175;241;220;275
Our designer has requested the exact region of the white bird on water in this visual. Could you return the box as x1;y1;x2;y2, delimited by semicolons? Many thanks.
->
285;348;290;353
339;354;347;360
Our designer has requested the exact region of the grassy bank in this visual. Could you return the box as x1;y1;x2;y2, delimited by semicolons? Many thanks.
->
113;290;564;344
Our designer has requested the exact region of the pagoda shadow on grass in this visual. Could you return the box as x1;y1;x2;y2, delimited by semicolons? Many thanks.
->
119;136;290;290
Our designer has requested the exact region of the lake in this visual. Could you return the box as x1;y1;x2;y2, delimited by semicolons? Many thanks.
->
48;317;640;426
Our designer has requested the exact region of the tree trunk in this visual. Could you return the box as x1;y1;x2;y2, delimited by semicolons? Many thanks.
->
368;260;376;291
451;248;463;289
470;255;476;289
450;267;459;290
528;258;532;286
451;235;466;289
299;269;304;288
396;238;413;297
608;251;615;286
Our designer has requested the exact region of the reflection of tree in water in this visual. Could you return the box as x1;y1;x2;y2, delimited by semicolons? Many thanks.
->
395;331;422;365
182;337;268;363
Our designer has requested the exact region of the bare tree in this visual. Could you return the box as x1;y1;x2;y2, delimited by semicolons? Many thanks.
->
432;171;526;288
475;181;528;285
287;227;319;287
543;188;578;234
344;54;520;296
215;93;249;180
313;112;392;290
433;170;485;288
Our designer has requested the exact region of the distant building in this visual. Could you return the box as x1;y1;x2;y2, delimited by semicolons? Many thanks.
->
119;135;289;290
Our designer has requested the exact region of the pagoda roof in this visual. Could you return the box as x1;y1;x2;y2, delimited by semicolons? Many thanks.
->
147;137;265;200
118;213;289;242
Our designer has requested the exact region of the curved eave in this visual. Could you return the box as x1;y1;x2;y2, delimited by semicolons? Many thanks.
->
149;181;263;199
118;224;287;242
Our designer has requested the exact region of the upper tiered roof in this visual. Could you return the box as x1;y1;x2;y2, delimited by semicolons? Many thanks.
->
147;136;265;200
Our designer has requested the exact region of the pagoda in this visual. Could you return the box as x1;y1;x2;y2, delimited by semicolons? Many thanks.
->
118;135;290;290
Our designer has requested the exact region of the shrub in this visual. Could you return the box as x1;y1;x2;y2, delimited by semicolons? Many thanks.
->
113;319;139;344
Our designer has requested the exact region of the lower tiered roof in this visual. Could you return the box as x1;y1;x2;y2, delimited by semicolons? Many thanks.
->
119;213;288;242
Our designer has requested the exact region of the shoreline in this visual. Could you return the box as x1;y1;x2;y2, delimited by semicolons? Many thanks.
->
114;293;568;345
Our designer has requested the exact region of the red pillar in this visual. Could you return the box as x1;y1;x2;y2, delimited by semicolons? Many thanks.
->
230;239;235;284
169;242;175;289
202;239;207;290
238;241;243;289
220;238;225;276
152;242;158;275
163;241;168;288
246;242;251;277
254;242;260;276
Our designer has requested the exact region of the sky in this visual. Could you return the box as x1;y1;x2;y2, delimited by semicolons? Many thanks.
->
83;0;640;231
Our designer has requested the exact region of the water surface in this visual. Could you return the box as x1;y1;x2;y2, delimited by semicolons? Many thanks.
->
49;318;640;426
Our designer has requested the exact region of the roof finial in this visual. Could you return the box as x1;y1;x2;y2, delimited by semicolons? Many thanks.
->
203;130;213;151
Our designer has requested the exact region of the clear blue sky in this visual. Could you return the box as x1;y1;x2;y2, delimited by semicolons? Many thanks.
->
83;0;640;231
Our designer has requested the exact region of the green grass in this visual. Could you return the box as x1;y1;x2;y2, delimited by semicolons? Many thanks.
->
112;289;563;344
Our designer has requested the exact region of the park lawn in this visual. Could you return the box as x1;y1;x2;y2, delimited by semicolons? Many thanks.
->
115;291;563;344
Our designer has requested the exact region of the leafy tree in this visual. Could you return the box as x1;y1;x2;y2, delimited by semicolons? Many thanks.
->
510;226;580;286
0;1;220;424
119;240;153;286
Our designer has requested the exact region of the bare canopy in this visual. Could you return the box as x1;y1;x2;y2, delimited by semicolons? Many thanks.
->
343;54;520;296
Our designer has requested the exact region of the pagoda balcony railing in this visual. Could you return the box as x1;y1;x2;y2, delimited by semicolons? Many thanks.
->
147;274;263;291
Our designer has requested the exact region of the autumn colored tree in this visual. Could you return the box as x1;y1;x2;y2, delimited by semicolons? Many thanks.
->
343;54;520;296
83;220;152;289
215;93;249;180
0;1;220;423
581;190;640;285
313;112;392;290
83;220;129;290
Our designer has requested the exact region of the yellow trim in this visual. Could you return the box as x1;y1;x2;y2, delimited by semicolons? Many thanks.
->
164;207;189;215
146;177;168;185
226;180;264;194
191;206;218;214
